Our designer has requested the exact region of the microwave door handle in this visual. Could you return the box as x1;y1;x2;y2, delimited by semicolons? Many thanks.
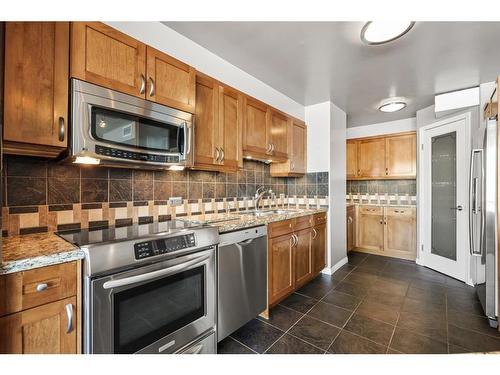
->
102;253;210;290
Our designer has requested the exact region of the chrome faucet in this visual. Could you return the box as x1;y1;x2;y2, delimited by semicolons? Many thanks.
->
254;186;272;211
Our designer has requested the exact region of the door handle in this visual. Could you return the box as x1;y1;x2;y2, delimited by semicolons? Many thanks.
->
65;303;74;334
451;205;463;211
149;77;155;97
220;147;225;162
271;143;275;153
312;228;317;239
139;74;146;94
237;238;255;246
58;117;65;142
102;253;210;289
36;283;48;292
215;147;220;162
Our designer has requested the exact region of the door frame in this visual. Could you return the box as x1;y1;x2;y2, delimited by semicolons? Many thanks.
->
417;112;472;285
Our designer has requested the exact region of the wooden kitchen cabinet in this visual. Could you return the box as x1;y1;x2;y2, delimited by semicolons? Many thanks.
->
267;109;289;161
3;22;70;158
242;96;270;159
357;206;384;251
358;138;386;178
312;221;327;274
294;228;313;288
384;207;416;259
347;132;416;180
385;133;417;178
194;73;242;172
268;233;295;305
270;118;307;176
71;22;147;99
0;297;77;354
346;140;358;179
347;205;355;252
146;46;196;113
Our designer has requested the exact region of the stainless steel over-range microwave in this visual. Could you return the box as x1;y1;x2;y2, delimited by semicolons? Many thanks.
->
68;79;194;169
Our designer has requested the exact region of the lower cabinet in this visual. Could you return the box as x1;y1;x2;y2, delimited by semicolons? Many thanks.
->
267;213;327;307
0;297;77;354
346;206;355;252
355;205;416;260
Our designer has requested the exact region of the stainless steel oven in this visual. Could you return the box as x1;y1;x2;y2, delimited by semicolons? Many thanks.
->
59;222;219;354
70;79;194;169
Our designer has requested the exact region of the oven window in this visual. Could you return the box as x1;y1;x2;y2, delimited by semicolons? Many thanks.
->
113;266;205;354
91;106;184;153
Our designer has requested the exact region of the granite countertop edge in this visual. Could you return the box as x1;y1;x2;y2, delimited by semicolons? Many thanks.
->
0;248;86;275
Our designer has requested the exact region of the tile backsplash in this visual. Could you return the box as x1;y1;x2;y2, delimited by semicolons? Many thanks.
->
347;179;416;196
1;156;329;236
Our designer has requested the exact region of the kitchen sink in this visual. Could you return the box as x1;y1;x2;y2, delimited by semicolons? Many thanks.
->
237;209;298;217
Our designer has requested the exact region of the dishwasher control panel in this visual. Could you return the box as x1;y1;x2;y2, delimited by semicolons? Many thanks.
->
134;233;196;259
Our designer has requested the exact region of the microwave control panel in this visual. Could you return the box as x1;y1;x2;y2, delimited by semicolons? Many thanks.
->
134;233;196;260
95;145;180;163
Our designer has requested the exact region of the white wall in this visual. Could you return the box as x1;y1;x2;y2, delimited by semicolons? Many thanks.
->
347;117;416;139
305;102;331;173
105;22;304;120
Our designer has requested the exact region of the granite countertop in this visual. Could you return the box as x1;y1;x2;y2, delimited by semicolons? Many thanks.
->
179;208;327;233
0;232;85;275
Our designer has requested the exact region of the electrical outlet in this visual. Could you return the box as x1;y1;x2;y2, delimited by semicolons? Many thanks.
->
168;197;183;206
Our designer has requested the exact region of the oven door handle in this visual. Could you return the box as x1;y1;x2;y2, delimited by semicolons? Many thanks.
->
102;254;210;290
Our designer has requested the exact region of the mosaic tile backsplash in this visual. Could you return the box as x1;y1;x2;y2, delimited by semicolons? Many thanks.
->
347;179;417;196
2;156;329;236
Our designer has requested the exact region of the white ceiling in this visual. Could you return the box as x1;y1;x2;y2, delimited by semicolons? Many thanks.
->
164;22;500;127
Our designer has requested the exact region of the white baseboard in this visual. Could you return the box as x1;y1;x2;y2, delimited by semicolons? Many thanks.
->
321;256;348;276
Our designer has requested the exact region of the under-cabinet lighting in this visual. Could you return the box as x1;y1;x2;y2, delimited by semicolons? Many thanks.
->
73;156;101;165
169;165;185;171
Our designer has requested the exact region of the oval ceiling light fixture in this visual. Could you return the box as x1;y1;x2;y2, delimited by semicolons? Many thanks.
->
361;21;415;45
378;97;407;113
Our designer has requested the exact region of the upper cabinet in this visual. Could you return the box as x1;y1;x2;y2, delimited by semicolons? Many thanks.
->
3;22;70;158
347;132;416;180
270;118;307;176
242;97;270;159
267;109;289;161
71;23;196;113
71;22;147;98
194;73;242;172
146;46;195;113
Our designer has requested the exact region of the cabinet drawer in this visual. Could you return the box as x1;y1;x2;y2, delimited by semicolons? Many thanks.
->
313;213;327;226
385;207;415;217
268;219;294;238
359;206;383;215
0;262;77;317
294;215;313;231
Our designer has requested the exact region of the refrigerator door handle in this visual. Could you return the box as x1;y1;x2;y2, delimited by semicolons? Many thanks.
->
469;149;483;257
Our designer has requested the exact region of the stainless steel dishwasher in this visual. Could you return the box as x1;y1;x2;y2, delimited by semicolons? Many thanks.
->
217;225;267;342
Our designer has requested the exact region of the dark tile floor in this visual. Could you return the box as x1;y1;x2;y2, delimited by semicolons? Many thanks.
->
217;251;500;354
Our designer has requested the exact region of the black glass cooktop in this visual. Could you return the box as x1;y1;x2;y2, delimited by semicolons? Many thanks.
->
57;220;205;247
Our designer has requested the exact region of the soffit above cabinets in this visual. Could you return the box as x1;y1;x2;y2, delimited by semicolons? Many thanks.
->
164;21;500;127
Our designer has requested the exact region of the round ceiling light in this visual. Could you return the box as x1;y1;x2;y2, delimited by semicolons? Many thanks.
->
361;21;415;45
378;97;407;113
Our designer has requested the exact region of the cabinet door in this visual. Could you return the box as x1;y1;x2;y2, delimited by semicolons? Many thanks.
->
4;22;69;155
71;22;146;98
312;223;327;274
0;297;77;354
242;97;269;158
268;109;289;161
290;120;307;173
358;138;386;178
357;212;384;251
268;234;295;305
346;140;358;179
219;85;243;171
294;228;313;288
347;208;354;251
384;208;416;259
194;74;219;168
146;46;196;113
385;133;416;178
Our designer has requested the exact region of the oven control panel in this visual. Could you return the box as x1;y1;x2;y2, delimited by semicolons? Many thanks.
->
95;145;180;164
134;233;196;260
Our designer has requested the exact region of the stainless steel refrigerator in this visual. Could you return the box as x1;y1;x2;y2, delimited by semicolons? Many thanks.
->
470;114;498;328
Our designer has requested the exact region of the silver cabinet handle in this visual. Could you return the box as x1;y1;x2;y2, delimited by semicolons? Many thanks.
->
312;228;317;239
451;205;463;211
36;283;48;292
149;77;155;97
183;343;204;354
140;74;146;94
271;143;275;153
293;234;299;246
65;303;74;334
103;253;210;289
291;161;295;170
220;147;225;162
266;144;272;154
215;147;220;162
347;216;353;224
58;117;65;142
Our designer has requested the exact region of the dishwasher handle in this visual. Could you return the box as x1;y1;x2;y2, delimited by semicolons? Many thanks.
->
237;238;255;246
